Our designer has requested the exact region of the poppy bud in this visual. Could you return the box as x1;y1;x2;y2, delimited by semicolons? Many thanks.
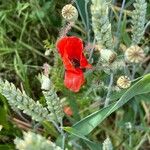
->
62;4;78;22
100;49;117;63
63;106;73;116
0;125;3;131
41;75;51;91
44;50;51;56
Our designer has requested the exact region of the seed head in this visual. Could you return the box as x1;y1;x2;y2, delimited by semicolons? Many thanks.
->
62;4;78;21
117;76;131;89
125;45;145;63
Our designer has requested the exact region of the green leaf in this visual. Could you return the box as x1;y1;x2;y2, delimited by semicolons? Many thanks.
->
42;121;58;138
64;127;92;142
14;51;31;96
135;93;150;102
0;145;14;150
75;0;89;29
121;13;131;46
0;106;9;129
63;127;102;150
73;74;150;136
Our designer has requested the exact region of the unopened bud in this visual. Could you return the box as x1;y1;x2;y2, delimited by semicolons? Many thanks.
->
41;75;51;91
0;125;3;131
100;49;117;63
44;50;51;56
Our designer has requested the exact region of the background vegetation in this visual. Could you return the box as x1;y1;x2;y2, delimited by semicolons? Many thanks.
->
0;0;150;150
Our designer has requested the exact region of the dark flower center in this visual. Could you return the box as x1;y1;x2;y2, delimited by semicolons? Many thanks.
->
72;58;80;68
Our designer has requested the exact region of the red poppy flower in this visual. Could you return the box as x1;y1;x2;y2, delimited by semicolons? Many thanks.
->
56;36;92;92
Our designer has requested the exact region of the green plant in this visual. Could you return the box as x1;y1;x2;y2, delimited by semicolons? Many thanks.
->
0;0;150;150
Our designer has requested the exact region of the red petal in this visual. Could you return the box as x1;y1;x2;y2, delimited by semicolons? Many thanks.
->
56;36;83;59
56;37;68;57
64;69;84;92
80;53;92;69
62;55;75;71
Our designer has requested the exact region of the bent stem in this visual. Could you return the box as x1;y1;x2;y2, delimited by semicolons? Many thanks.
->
104;73;114;107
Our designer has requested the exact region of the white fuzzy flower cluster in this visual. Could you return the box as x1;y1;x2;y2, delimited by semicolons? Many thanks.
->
14;131;62;150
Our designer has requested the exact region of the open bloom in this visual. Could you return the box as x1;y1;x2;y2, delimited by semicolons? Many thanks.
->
56;36;92;92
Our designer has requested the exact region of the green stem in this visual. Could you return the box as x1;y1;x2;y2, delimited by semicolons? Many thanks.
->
115;0;126;50
60;119;66;150
68;93;81;121
51;120;66;150
131;64;136;80
85;0;90;42
104;73;114;107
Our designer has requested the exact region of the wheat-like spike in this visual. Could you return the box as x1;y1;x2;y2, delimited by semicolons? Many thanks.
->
42;79;64;122
102;137;113;150
131;0;147;45
14;131;62;150
91;0;113;49
0;79;53;122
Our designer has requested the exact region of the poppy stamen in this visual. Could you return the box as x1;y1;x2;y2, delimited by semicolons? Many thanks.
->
72;58;80;68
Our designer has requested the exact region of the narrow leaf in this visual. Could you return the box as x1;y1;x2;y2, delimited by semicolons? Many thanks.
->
63;127;102;150
73;74;150;136
75;0;89;29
